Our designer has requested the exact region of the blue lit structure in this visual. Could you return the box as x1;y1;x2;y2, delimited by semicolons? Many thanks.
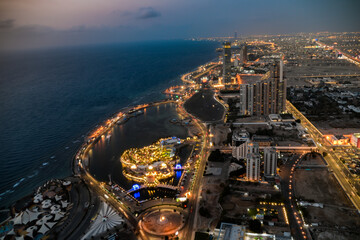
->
132;184;140;191
134;192;140;198
175;164;182;169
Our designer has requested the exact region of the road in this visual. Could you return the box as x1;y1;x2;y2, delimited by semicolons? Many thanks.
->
286;100;360;210
176;99;211;240
316;40;360;67
181;63;219;84
280;154;311;240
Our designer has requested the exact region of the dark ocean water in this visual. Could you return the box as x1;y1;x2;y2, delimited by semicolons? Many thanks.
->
86;103;189;190
0;40;219;208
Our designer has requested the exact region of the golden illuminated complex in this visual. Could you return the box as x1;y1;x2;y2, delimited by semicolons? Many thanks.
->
121;137;182;184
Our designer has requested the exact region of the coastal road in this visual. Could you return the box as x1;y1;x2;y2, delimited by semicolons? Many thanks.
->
183;123;210;240
73;63;219;239
176;82;213;239
181;63;219;84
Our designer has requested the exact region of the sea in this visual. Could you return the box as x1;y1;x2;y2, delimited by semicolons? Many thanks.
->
0;40;219;208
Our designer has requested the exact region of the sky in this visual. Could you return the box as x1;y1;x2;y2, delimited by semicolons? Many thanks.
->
0;0;359;50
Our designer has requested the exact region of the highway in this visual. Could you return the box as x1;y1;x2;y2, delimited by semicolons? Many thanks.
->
286;101;360;211
316;40;360;67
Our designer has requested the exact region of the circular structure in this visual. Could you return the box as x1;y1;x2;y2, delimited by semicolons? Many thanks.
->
121;137;182;183
141;209;184;236
157;215;168;225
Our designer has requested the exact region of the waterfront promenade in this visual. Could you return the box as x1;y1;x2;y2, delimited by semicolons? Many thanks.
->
71;61;219;239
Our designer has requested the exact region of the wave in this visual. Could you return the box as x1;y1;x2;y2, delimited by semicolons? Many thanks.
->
27;170;39;179
13;178;25;188
0;190;13;197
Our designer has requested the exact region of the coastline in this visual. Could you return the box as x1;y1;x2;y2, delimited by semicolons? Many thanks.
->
1;58;217;240
0;40;220;210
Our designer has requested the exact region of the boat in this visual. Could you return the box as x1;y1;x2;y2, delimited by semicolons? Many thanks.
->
116;117;129;125
132;110;144;117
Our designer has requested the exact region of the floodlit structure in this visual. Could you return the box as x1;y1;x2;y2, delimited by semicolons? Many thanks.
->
325;135;350;146
82;203;123;240
121;137;182;183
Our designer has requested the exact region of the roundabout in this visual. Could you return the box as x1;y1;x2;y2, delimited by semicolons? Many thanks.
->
141;208;185;236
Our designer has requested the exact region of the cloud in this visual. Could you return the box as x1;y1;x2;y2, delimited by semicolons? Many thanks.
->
0;19;15;29
136;7;161;19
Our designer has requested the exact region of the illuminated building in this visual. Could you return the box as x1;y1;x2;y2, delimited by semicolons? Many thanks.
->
264;147;277;177
120;137;182;183
223;41;232;85
351;133;360;148
325;135;350;146
239;59;286;116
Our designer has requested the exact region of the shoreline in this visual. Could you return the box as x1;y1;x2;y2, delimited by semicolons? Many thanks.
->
1;59;215;240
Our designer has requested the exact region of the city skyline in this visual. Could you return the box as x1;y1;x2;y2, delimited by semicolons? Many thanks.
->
1;0;360;50
1;1;360;239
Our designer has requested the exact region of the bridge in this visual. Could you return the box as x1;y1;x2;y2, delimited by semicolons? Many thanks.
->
287;73;360;78
127;184;178;194
217;145;317;154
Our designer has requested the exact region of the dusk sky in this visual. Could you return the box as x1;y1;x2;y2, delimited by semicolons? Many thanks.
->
0;0;359;50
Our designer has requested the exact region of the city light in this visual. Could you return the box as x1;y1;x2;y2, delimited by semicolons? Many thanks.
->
132;184;140;191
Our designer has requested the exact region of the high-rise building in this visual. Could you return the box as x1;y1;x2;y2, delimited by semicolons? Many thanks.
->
239;59;286;116
234;57;239;67
264;147;277;176
245;142;260;181
246;153;261;181
247;141;259;154
271;59;286;114
232;130;250;160
223;42;232;85
240;44;247;64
